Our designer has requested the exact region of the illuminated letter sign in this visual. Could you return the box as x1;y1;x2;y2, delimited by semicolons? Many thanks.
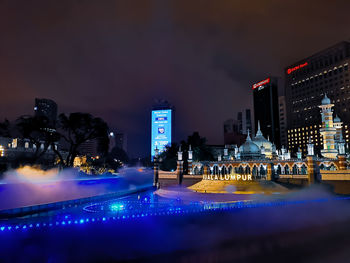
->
287;62;308;74
252;78;270;90
203;173;252;181
151;109;172;158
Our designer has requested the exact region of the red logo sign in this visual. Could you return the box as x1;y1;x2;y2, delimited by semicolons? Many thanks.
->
287;62;308;74
252;78;270;90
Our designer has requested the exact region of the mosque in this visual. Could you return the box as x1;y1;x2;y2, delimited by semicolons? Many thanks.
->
231;94;345;160
154;95;350;195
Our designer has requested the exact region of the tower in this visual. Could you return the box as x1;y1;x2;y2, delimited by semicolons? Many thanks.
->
187;145;193;175
318;94;338;158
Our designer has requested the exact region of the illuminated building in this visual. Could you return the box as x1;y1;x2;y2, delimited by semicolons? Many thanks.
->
252;77;281;148
285;41;350;155
278;96;288;147
34;98;58;127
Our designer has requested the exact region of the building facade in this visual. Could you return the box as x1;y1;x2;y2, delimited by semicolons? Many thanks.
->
279;96;288;147
285;41;350;155
34;98;58;127
253;77;281;148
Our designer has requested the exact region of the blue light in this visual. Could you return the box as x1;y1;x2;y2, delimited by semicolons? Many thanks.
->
110;203;125;212
0;227;4;231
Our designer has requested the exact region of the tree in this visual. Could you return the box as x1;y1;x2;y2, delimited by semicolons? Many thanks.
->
104;146;129;170
159;143;179;171
158;132;214;171
0;119;11;137
16;115;59;164
54;113;109;167
187;132;214;161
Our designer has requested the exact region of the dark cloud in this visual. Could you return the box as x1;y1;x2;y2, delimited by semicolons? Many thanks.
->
0;0;350;156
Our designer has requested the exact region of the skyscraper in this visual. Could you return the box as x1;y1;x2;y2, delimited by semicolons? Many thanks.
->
34;98;57;127
285;41;350;154
252;77;281;148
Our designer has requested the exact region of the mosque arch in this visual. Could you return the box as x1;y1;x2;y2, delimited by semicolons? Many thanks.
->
300;164;307;175
284;164;290;175
252;165;258;178
213;165;219;175
275;164;282;175
228;165;233;175
222;166;228;175
292;164;300;175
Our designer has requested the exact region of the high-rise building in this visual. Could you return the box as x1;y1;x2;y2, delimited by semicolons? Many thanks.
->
237;112;243;134
252;77;281;148
151;100;174;158
285;41;350;155
236;109;252;135
278;96;288;147
115;132;128;153
223;119;245;145
34;98;57;127
245;109;252;134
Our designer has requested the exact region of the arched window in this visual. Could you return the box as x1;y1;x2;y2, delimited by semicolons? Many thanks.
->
276;165;282;175
284;165;290;175
292;165;299;175
301;164;307;175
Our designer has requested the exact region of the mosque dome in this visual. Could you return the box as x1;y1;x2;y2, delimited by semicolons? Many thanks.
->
322;94;331;105
239;132;260;153
253;122;273;151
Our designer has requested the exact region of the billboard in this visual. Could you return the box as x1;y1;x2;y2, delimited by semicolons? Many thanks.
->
151;109;172;158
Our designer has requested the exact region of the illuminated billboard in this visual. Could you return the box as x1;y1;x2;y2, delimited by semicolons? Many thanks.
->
151;109;172;158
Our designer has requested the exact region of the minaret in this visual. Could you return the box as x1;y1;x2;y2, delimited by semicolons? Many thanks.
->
187;145;193;175
318;94;338;159
256;121;263;137
307;137;314;156
333;115;343;144
176;146;183;184
153;147;160;188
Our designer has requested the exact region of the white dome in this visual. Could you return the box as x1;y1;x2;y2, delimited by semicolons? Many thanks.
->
253;121;272;151
322;94;331;105
239;133;260;153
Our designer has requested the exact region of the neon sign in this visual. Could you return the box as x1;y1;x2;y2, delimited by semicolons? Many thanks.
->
287;62;308;74
252;78;270;90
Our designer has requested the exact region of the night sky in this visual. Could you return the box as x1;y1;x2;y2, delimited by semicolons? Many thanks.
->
1;0;350;157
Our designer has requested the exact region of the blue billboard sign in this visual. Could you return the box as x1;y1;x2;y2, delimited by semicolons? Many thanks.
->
151;109;172;158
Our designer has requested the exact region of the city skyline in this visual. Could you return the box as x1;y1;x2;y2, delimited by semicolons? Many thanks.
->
1;1;350;157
